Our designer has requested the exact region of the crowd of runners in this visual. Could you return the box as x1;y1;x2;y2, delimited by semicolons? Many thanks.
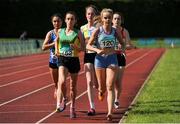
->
42;4;136;122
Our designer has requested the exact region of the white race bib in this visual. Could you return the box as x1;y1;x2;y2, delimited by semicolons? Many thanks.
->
101;40;114;48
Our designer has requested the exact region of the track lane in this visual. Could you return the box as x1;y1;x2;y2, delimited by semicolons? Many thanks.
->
0;49;142;105
0;54;48;68
40;49;160;123
0;48;165;123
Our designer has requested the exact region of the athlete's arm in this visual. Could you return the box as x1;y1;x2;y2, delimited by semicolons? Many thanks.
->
55;30;60;56
42;31;55;51
86;28;103;54
77;31;85;52
124;29;136;49
116;27;126;51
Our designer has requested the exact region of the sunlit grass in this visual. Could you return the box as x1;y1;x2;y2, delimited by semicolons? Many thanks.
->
124;48;180;123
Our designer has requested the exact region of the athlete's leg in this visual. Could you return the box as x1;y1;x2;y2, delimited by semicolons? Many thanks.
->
56;66;68;111
69;73;78;118
106;66;117;117
95;68;106;101
114;67;125;103
85;63;95;109
49;68;58;98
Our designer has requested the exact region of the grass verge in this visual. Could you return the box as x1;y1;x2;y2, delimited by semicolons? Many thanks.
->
124;48;180;123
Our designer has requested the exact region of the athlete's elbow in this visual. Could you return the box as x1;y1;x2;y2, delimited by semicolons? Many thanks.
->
42;46;46;51
86;45;90;50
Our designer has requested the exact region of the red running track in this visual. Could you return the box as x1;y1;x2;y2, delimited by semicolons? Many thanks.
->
0;48;165;123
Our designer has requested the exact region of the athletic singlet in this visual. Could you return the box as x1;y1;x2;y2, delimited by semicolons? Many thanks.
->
49;30;58;64
115;27;126;54
80;24;96;53
96;26;116;49
58;28;80;57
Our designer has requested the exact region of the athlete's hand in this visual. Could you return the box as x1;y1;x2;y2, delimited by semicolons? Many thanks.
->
55;50;60;57
96;49;104;55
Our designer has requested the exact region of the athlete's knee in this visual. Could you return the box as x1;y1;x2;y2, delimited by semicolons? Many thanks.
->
106;84;114;91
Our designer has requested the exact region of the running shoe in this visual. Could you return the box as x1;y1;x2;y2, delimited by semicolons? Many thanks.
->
70;107;76;118
107;114;113;121
114;101;120;109
98;92;104;101
56;98;67;112
87;108;96;116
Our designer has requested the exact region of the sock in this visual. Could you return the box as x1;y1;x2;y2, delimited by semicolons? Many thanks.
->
115;99;119;103
56;102;60;108
90;102;95;109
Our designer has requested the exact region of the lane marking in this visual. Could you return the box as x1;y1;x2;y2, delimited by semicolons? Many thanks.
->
0;111;53;114
0;65;47;78
0;53;85;71
0;49;144;108
0;61;83;88
0;54;47;65
0;71;85;107
0;49;141;88
126;49;153;68
35;49;154;123
0;49;146;122
0;60;84;78
36;91;87;124
0;72;49;88
0;61;47;71
0;84;53;107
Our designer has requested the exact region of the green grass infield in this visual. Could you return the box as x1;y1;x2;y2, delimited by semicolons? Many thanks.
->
123;48;180;123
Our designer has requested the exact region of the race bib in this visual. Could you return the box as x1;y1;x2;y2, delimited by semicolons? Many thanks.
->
101;40;114;48
60;49;73;57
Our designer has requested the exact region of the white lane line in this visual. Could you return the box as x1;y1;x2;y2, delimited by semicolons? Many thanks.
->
126;49;154;68
0;54;48;65
4;104;55;107
0;71;85;107
0;72;49;88
0;59;85;78
0;61;83;88
0;65;47;78
0;49;141;88
0;49;145;106
0;49;145;117
35;49;154;123
0;61;47;71
125;48;142;56
0;111;53;114
0;84;53;107
36;91;87;124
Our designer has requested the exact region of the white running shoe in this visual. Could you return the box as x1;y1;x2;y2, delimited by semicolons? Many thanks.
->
114;101;120;109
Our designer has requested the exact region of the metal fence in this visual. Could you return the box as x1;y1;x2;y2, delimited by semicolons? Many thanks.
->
0;39;44;58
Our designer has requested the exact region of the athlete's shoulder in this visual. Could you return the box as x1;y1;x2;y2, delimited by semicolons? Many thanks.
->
80;24;87;31
47;30;54;35
98;26;104;34
46;30;56;38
